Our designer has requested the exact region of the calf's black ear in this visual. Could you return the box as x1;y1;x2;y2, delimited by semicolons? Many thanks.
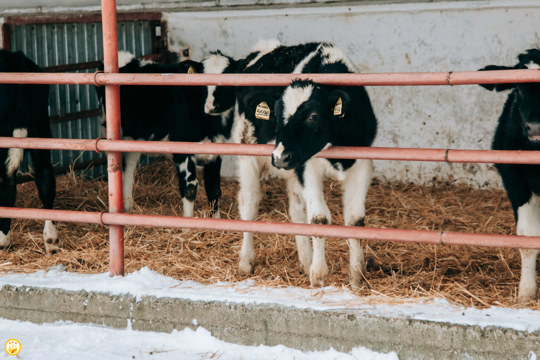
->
242;92;275;121
329;90;350;118
477;65;516;92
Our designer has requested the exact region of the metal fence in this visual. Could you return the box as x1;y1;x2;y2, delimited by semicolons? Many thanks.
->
0;0;540;277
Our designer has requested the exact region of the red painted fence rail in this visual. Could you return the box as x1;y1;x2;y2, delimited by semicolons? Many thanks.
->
0;207;539;250
1;137;540;165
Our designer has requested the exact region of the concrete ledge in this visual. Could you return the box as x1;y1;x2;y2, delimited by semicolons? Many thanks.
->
0;285;538;359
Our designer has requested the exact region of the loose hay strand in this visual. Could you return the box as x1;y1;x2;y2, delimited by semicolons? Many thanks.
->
2;158;538;309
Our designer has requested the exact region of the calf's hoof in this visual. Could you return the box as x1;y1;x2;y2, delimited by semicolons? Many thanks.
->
517;291;538;305
310;263;329;287
238;259;254;275
349;269;364;290
44;238;61;255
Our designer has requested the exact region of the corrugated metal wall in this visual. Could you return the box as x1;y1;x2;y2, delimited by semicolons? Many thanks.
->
7;19;158;178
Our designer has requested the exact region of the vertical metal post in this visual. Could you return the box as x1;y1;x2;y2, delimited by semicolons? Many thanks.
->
101;0;124;276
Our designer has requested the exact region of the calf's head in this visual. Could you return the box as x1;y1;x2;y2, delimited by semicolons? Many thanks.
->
272;80;349;170
479;49;540;143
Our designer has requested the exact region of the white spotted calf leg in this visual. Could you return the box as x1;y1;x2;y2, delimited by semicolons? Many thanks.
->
122;149;141;213
310;237;329;287
286;177;312;274
238;157;262;274
43;220;60;255
182;198;195;218
516;195;540;303
303;161;330;287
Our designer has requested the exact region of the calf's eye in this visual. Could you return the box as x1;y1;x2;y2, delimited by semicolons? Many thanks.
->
307;113;318;122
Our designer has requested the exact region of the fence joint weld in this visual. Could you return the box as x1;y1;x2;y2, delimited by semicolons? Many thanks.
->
439;231;445;246
99;211;107;227
94;137;106;154
444;148;450;163
93;70;104;87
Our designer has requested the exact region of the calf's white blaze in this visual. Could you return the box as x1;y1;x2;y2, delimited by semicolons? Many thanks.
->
282;85;313;125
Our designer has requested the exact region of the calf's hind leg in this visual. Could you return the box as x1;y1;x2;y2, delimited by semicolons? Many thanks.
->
175;154;199;217
237;156;262;274
29;147;59;255
203;156;222;219
286;177;312;274
0;169;16;248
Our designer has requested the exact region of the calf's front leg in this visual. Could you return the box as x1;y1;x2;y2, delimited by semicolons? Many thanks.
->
516;196;540;303
343;159;373;289
302;161;330;287
237;156;262;274
175;154;199;218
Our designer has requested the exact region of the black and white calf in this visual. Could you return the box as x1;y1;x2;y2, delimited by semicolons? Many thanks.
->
0;49;58;254
479;49;540;303
203;41;377;287
271;48;377;287
97;52;233;217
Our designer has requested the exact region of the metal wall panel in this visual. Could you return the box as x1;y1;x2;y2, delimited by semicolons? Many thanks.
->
8;20;157;178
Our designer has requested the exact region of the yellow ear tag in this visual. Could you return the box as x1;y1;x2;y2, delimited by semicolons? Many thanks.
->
255;101;271;120
333;97;343;116
187;66;196;74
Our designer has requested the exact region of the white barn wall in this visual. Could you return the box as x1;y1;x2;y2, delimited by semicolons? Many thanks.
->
164;1;540;187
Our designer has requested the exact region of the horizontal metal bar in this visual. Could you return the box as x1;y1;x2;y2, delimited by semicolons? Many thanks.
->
1;207;538;250
0;69;538;86
1;137;540;165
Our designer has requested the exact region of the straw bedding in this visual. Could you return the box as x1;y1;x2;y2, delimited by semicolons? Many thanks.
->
2;158;538;310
